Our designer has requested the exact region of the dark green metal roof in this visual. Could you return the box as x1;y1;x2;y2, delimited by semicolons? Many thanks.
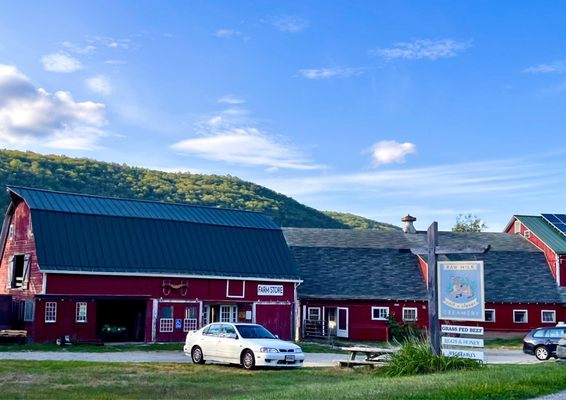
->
9;187;299;280
514;215;566;254
8;186;278;229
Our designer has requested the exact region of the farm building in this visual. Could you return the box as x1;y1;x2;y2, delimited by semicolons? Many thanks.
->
284;223;566;341
505;214;566;288
0;186;300;343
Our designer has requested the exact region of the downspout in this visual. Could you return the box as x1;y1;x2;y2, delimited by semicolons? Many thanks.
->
294;281;302;342
557;255;561;286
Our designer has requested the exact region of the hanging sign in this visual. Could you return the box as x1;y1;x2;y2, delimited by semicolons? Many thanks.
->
438;261;485;321
442;349;484;361
441;325;484;335
441;336;484;348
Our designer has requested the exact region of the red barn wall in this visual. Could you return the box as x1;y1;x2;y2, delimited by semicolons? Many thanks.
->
0;201;43;299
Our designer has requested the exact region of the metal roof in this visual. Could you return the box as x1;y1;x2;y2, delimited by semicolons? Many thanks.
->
9;187;299;280
8;186;278;230
284;228;562;304
514;215;566;254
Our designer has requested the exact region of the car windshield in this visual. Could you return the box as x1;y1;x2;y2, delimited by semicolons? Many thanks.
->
235;324;276;339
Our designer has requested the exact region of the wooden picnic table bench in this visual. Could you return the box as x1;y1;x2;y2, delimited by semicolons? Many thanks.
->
339;346;399;367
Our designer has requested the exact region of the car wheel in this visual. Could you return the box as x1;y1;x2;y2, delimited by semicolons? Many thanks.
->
191;346;205;364
241;350;255;370
535;345;550;361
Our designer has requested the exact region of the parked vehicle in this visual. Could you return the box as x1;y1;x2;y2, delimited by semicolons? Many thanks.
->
523;326;566;360
184;323;304;369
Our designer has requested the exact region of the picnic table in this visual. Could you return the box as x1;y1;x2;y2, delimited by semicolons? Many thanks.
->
339;346;399;367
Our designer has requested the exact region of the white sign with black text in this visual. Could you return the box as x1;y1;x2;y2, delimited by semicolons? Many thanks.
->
441;324;484;336
441;336;484;348
442;349;484;361
257;285;284;296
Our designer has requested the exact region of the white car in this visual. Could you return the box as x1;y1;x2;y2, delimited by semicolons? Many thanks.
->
184;322;305;369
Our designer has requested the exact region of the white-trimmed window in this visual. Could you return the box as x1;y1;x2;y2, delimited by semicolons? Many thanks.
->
45;302;57;323
513;309;528;323
403;307;417;322
514;220;521;234
159;305;174;332
23;301;34;322
542;310;556;323
184;306;198;332
219;305;238;323
371;307;389;320
76;302;87;323
485;309;496;322
307;307;321;321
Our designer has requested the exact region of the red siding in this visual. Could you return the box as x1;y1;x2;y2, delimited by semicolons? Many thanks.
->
256;303;293;340
507;218;560;283
46;274;296;302
302;300;428;341
33;299;98;343
0;201;43;299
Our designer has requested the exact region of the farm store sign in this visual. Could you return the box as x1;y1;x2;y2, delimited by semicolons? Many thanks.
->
438;261;485;321
257;285;284;296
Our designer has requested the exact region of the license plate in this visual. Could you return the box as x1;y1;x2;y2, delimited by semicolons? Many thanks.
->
285;355;295;362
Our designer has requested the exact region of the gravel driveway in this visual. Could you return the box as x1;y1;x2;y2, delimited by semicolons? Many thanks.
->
0;349;540;366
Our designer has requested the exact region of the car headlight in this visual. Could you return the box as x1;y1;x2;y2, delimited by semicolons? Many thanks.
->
259;347;279;353
295;347;303;353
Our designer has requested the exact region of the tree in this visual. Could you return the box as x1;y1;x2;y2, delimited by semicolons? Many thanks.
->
452;214;487;232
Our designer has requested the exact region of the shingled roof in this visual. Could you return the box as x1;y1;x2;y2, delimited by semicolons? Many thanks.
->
284;228;562;304
7;186;300;281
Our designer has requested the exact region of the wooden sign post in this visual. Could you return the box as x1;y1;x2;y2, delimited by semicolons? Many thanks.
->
411;222;489;355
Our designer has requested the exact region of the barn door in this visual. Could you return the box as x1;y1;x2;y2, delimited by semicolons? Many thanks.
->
336;307;349;338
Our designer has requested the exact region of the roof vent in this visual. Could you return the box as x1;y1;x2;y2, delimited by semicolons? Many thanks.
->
401;214;417;234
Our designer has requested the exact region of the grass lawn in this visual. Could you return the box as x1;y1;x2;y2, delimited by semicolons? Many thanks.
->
0;361;565;399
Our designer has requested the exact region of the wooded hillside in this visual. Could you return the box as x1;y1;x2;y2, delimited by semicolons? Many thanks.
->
0;149;398;230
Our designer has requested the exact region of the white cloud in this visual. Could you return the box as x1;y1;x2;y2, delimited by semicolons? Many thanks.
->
0;64;107;150
171;128;323;171
214;29;242;39
371;140;417;165
272;15;309;33
86;75;112;95
41;53;83;73
62;41;96;54
371;39;470;60
299;67;365;80
258;157;560;199
218;95;246;104
524;61;566;74
105;60;128;65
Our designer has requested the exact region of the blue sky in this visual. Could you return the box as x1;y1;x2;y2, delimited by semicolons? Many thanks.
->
0;1;565;231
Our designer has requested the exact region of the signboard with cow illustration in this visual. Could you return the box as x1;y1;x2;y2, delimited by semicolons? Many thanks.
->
438;261;485;322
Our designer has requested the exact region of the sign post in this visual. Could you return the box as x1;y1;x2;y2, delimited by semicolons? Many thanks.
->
411;223;489;356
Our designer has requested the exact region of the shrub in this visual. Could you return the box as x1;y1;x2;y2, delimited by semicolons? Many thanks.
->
387;314;423;342
382;338;482;376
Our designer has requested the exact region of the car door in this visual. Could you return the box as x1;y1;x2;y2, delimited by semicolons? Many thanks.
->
201;323;222;359
550;328;565;354
217;324;242;363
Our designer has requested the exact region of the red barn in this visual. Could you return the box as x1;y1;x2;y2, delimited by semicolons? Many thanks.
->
0;186;300;343
284;227;565;341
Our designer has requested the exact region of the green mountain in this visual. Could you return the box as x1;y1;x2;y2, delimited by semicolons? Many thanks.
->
323;211;401;231
0;149;397;230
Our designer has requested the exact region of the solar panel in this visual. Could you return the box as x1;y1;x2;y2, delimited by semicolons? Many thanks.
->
542;214;566;236
542;213;562;224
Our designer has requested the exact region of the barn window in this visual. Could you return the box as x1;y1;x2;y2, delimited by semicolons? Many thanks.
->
542;310;556;323
514;220;521;234
371;307;389;320
159;305;174;332
402;307;417;322
23;301;35;322
307;307;321;321
8;254;31;290
45;302;57;323
184;306;198;332
513;310;528;323
76;302;88;323
219;305;237;322
8;223;14;241
485;309;495;322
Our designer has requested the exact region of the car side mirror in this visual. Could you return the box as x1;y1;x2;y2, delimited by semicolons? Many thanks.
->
275;335;279;339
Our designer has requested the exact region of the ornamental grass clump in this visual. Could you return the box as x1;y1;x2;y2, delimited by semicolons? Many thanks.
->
382;338;482;376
